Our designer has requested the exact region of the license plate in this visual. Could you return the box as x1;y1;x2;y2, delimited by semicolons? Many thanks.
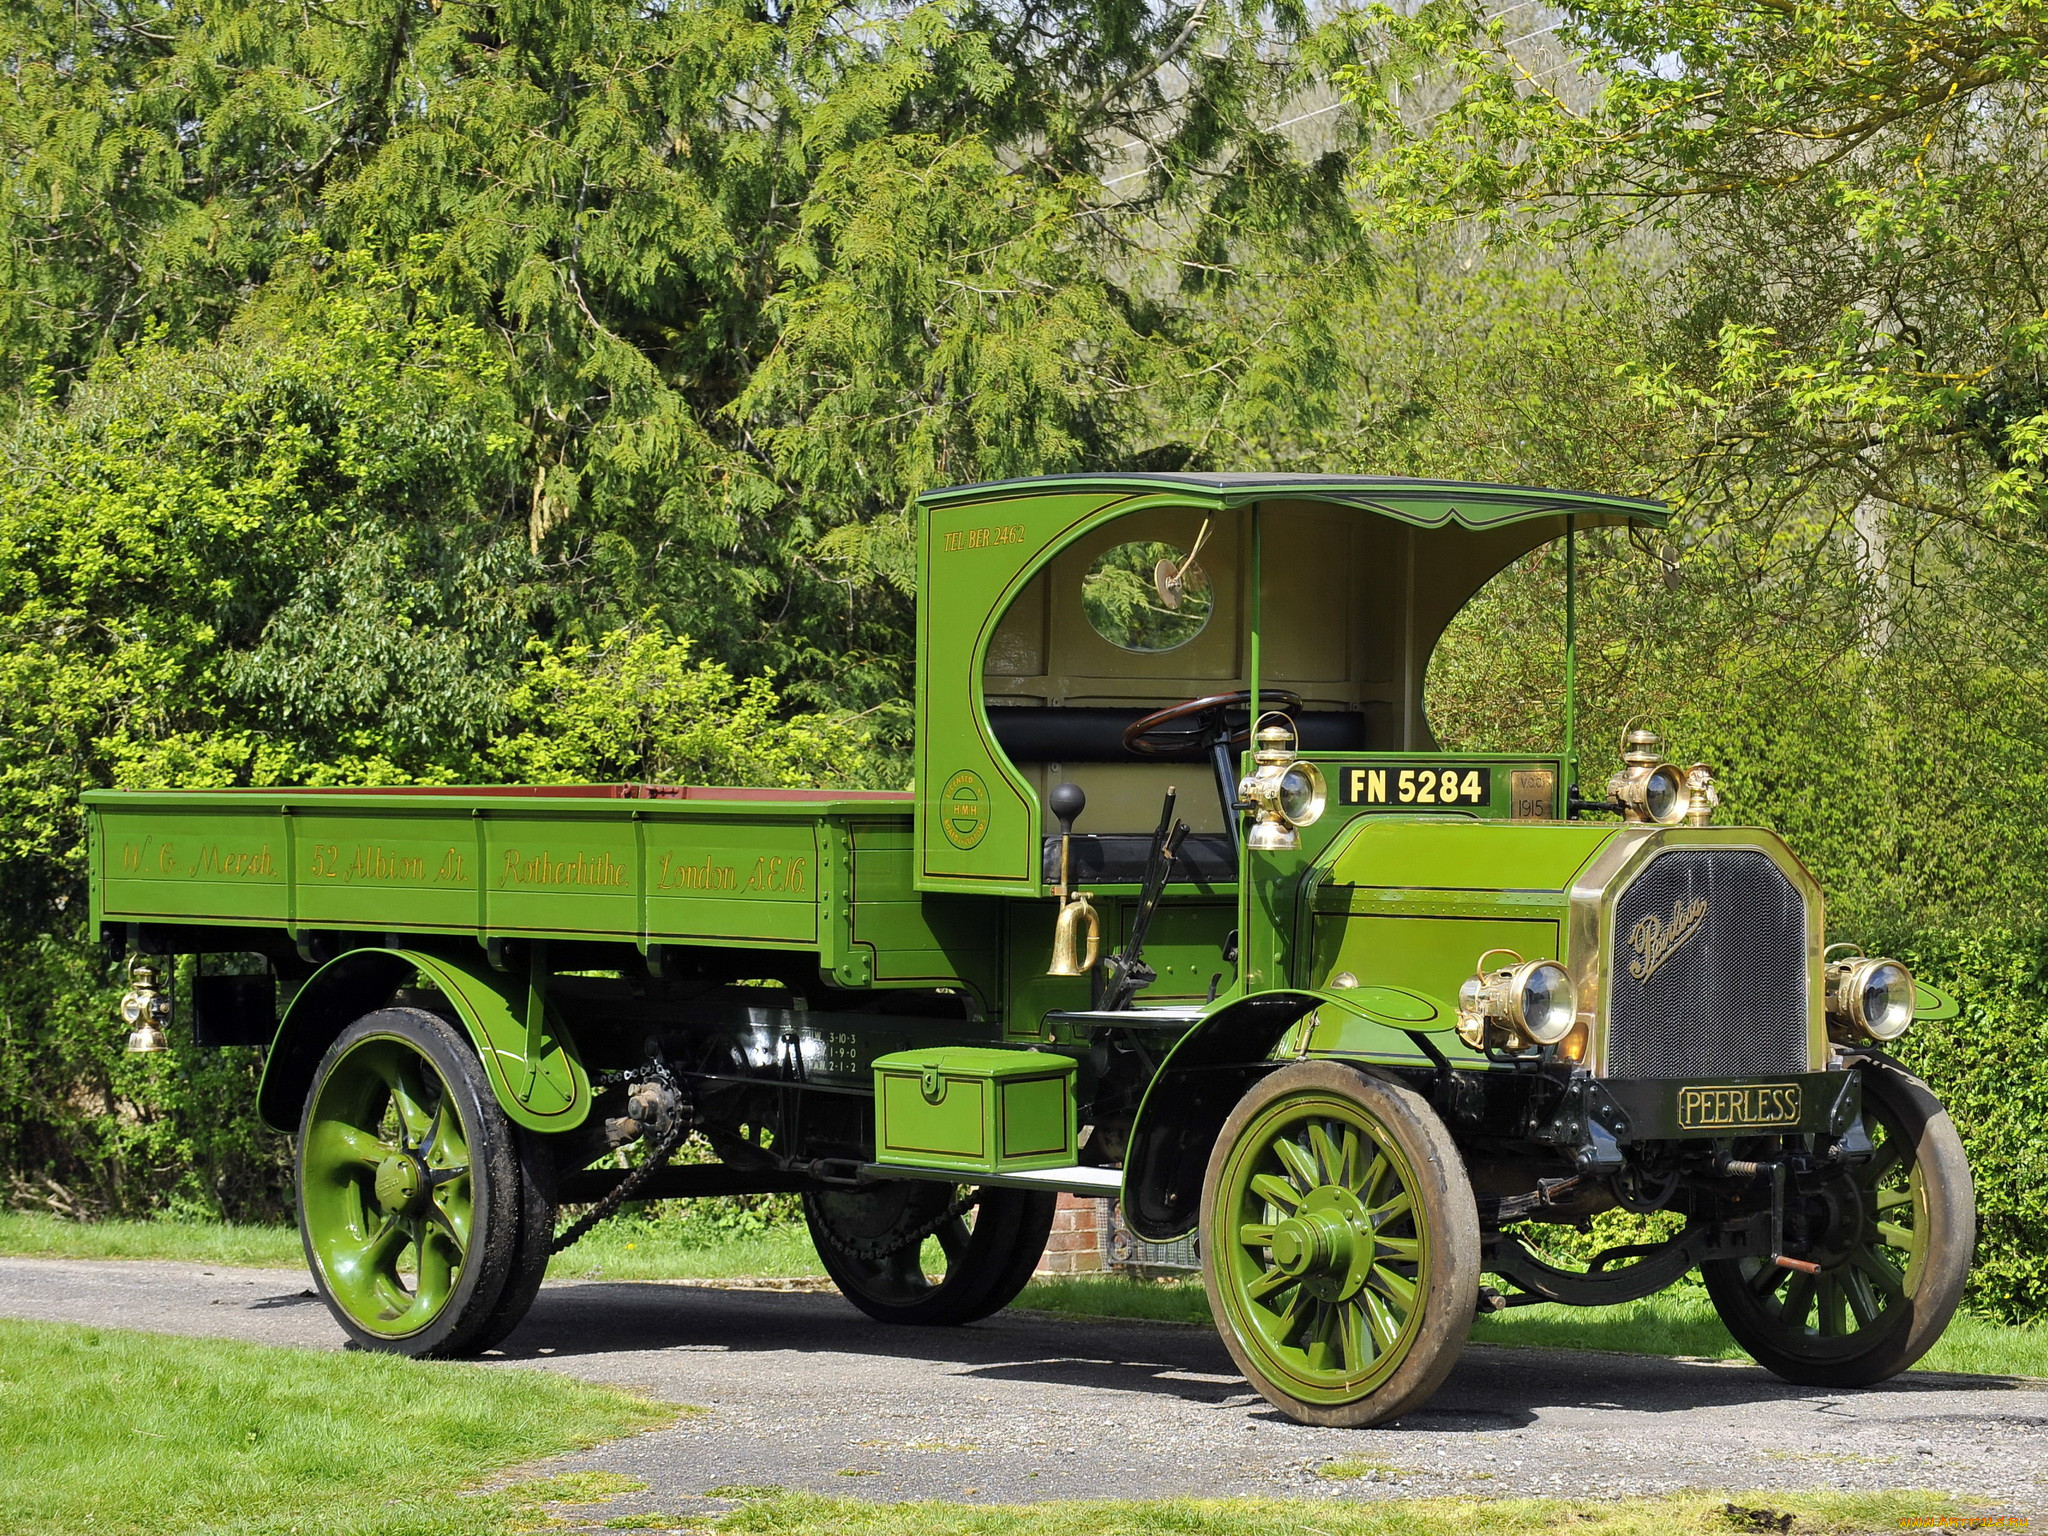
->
1675;1082;1803;1131
1336;762;1492;808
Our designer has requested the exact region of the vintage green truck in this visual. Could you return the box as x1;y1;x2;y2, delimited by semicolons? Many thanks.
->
85;473;1973;1427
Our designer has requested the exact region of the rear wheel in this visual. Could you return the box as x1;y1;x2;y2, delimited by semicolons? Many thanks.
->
1201;1062;1480;1428
296;1008;533;1356
1702;1059;1973;1387
805;1181;1056;1326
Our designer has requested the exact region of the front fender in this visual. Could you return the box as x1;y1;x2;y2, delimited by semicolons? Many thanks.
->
1121;984;1449;1241
255;947;590;1135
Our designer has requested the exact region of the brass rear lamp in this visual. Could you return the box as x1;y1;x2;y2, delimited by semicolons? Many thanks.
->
120;961;171;1054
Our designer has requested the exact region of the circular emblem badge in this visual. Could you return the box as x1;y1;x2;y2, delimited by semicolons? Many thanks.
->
939;769;991;850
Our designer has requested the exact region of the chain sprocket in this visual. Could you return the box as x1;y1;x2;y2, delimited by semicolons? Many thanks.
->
551;1061;691;1255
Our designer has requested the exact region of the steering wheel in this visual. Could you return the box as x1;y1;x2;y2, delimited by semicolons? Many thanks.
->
1122;690;1304;853
1121;689;1303;757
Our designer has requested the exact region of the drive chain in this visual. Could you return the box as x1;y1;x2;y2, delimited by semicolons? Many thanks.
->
814;1189;981;1265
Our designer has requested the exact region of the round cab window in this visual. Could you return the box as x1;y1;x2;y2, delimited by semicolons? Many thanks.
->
1082;538;1213;653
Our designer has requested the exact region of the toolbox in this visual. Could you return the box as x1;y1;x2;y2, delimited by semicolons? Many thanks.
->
871;1046;1078;1174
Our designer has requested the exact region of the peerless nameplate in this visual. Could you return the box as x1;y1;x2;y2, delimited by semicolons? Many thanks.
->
1676;1082;1803;1131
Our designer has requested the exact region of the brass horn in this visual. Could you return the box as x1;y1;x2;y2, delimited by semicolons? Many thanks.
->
1045;781;1099;978
1049;891;1101;977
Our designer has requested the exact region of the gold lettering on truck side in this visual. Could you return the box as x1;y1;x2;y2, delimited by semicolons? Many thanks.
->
940;524;1026;553
656;852;738;891
498;850;631;888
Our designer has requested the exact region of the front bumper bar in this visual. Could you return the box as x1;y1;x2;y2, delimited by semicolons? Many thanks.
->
1593;1069;1860;1142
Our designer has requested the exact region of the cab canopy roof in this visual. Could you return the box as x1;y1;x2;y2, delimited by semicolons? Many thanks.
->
917;472;1668;531
908;472;1666;894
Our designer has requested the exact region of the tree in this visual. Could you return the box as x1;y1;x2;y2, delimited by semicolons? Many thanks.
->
1344;0;2048;560
1;0;1389;729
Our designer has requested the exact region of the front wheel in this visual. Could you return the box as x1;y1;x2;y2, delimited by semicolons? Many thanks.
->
296;1007;536;1356
1201;1062;1480;1428
1702;1059;1974;1387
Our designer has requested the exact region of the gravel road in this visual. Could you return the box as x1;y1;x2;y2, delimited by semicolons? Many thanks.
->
3;1256;2043;1522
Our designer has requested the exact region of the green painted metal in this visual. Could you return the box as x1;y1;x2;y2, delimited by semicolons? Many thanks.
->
86;789;879;948
1911;979;1959;1021
299;1027;480;1338
917;472;1670;525
264;947;590;1133
872;1046;1078;1173
1207;1077;1433;1404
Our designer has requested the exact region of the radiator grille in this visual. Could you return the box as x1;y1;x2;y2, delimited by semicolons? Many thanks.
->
1605;847;1809;1079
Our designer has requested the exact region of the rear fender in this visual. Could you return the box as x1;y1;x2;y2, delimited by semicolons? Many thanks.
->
255;947;591;1134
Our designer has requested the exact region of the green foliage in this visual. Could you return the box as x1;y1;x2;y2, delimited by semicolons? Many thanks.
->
0;0;1388;724
0;289;885;1219
486;631;886;790
1887;934;2048;1323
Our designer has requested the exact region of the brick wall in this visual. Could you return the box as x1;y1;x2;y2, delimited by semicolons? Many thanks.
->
1035;1192;1109;1274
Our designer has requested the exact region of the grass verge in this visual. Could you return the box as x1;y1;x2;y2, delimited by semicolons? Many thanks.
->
0;1318;676;1536
0;1210;304;1267
0;1209;828;1284
566;1489;1965;1535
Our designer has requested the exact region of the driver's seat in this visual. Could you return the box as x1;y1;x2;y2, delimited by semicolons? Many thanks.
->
988;705;1376;884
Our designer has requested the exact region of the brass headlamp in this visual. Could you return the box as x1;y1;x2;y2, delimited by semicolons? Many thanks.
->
1237;716;1325;854
1824;944;1916;1043
1605;727;1703;826
1456;948;1578;1051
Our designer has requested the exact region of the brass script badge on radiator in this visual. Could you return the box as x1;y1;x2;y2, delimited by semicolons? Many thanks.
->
1627;896;1709;983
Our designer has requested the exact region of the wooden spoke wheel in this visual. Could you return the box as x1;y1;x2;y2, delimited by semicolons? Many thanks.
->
1702;1060;1974;1387
805;1181;1056;1326
296;1007;548;1356
1201;1062;1479;1428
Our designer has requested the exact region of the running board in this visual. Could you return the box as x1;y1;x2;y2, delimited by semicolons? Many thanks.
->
860;1162;1124;1197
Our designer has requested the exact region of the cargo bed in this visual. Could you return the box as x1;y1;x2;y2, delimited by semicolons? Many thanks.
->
82;784;989;992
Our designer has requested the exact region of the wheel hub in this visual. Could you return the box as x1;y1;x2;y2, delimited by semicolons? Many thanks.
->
1800;1172;1872;1270
373;1153;429;1216
1271;1185;1371;1301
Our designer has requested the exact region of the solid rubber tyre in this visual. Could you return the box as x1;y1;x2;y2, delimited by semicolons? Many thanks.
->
1702;1059;1974;1387
1201;1061;1480;1428
466;1126;557;1353
295;1007;522;1357
805;1182;1057;1326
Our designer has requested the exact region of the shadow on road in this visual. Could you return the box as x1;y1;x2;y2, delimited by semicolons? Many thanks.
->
480;1278;2029;1427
